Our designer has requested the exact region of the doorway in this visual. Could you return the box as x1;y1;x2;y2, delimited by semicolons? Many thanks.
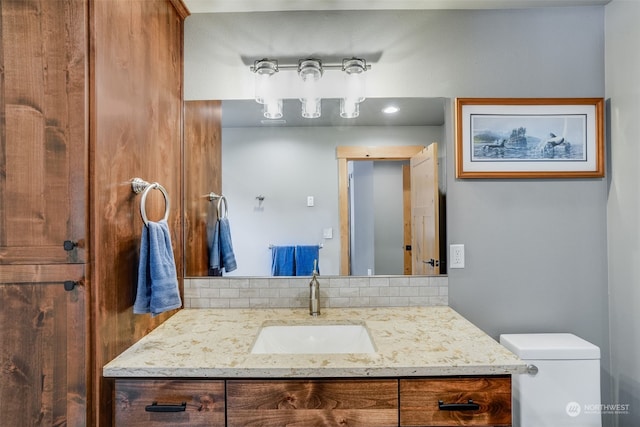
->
349;160;410;275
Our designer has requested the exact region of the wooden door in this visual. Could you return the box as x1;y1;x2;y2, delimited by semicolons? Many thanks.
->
410;143;440;275
402;165;412;274
0;281;87;427
0;0;88;266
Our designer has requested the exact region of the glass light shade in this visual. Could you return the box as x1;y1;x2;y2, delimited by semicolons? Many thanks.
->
263;99;283;119
300;71;320;103
253;60;278;104
343;58;366;103
298;59;322;118
344;70;366;104
340;98;359;118
301;98;321;118
255;73;270;104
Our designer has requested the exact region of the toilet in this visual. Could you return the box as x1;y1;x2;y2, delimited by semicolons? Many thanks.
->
500;333;602;427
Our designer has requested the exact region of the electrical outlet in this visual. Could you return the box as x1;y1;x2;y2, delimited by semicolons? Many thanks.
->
450;244;465;269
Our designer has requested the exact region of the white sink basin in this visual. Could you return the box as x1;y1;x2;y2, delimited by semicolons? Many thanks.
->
251;324;376;354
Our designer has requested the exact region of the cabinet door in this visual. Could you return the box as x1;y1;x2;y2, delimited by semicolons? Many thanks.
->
0;282;86;427
400;376;512;426
0;0;87;265
227;379;399;427
115;380;226;427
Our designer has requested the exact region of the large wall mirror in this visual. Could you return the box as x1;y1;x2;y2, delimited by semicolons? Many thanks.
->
184;97;447;277
182;9;453;278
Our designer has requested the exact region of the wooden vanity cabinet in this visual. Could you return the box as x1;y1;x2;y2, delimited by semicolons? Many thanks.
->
114;380;225;426
399;376;512;426
114;376;512;426
226;379;399;427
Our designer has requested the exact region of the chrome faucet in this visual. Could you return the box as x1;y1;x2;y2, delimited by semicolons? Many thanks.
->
309;260;320;316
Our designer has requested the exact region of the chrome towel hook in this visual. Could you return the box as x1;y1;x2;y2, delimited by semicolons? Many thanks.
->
131;178;170;226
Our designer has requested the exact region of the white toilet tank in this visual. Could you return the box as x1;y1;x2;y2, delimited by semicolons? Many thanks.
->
500;333;601;427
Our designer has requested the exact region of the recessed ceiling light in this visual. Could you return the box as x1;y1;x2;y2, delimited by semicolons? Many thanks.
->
382;105;400;114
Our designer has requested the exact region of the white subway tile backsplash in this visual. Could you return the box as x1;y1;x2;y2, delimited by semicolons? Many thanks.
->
183;276;448;309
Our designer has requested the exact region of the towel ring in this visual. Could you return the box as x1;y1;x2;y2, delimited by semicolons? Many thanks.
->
209;192;228;219
139;182;170;226
217;195;228;219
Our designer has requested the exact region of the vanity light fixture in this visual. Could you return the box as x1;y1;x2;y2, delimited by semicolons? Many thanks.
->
250;57;370;120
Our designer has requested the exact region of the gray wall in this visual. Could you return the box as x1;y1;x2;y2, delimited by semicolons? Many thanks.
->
373;161;406;275
605;1;640;426
185;5;611;409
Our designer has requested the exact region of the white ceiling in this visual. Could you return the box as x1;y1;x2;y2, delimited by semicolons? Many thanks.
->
184;0;610;14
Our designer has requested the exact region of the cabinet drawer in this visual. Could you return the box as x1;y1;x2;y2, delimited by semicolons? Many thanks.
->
400;376;511;426
114;379;225;426
227;379;398;427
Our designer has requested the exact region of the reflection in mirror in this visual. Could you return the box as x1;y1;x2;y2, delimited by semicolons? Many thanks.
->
214;97;446;277
349;159;409;276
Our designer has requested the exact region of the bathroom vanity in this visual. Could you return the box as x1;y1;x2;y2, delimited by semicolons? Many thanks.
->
104;307;526;426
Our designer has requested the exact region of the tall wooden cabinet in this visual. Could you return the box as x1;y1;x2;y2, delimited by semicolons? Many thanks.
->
0;1;89;425
0;0;188;425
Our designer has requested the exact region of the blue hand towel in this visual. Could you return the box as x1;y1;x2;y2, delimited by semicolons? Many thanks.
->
271;246;295;276
295;245;320;276
208;218;237;274
134;220;182;316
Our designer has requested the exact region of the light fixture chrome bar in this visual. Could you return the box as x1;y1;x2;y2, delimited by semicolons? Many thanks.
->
249;57;371;120
249;57;371;73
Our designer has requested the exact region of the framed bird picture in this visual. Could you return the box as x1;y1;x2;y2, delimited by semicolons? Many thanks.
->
455;98;604;178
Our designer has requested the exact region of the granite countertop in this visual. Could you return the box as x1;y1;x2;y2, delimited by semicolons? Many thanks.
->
103;306;526;378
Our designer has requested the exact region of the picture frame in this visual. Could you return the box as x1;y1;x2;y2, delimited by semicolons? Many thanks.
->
455;98;604;179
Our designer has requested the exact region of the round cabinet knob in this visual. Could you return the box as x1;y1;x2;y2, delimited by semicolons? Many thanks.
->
526;364;539;375
63;240;78;251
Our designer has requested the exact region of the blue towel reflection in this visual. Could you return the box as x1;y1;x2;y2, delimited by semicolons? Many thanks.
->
271;246;295;276
209;217;237;275
295;245;320;276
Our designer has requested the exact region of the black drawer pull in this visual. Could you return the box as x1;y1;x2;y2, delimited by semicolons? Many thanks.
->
145;401;187;412
438;399;480;411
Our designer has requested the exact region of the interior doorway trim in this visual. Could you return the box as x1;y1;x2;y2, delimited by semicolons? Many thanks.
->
336;145;425;275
